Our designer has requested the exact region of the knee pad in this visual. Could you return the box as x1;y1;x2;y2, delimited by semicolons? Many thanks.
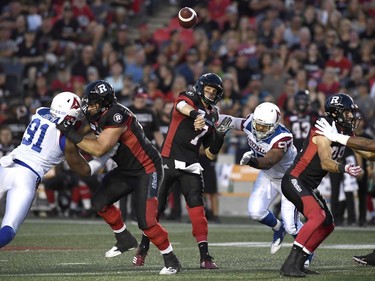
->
0;225;16;248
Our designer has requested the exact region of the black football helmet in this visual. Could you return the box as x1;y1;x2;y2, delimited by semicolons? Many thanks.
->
82;80;116;122
194;73;223;106
324;93;359;129
294;90;310;113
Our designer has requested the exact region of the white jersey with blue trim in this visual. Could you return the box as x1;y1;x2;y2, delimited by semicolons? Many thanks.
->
242;114;297;179
10;107;65;177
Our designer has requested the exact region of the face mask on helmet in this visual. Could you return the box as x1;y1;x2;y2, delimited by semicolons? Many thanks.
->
294;90;310;113
252;102;281;140
194;73;223;106
324;93;359;129
50;92;83;124
82;80;116;122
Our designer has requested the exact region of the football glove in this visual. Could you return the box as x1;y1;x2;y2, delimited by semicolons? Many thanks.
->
56;116;83;144
315;118;350;145
215;116;234;136
240;150;255;165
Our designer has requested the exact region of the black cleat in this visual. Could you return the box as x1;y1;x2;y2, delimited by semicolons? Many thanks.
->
105;229;138;258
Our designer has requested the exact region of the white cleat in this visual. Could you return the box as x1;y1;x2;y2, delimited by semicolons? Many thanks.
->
270;239;283;255
105;246;123;258
159;266;179;275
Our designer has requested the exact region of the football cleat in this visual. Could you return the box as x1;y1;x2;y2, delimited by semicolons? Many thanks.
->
132;246;148;266
200;254;218;269
353;250;375;266
302;267;319;275
159;267;179;275
271;220;286;254
304;252;315;268
105;229;138;258
160;252;181;275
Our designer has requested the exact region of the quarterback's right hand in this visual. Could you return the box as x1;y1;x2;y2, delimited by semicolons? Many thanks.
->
315;119;339;142
240;150;254;165
194;114;205;131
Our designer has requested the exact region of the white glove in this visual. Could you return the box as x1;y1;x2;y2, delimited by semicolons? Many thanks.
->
240;150;254;165
345;163;362;177
88;143;119;175
315;119;339;142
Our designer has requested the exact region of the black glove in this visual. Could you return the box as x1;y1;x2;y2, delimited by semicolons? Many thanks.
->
215;116;233;136
56;118;83;144
209;117;233;155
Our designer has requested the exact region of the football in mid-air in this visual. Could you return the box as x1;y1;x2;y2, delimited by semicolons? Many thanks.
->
178;7;197;29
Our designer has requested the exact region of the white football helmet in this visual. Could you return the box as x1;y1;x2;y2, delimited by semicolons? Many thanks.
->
50;92;83;124
252;102;281;140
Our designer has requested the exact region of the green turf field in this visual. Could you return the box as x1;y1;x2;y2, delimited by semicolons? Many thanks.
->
1;218;375;281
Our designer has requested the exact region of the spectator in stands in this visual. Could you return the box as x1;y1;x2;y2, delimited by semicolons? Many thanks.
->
105;60;125;96
318;29;338;61
317;66;340;98
135;24;159;65
0;67;11;101
277;77;297;112
123;44;146;84
176;48;199;86
166;75;188;102
71;0;105;51
326;42;352;81
156;64;175;95
15;29;44;90
0;125;15;157
164;30;186;68
111;24;132;55
71;44;105;82
219;73;241;116
51;2;80;58
2;101;29;145
25;71;54;111
303;42;324;82
51;61;74;93
90;0;111;25
194;4;220;40
0;24;17;59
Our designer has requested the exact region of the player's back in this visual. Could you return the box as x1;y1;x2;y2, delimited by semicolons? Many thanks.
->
11;108;65;177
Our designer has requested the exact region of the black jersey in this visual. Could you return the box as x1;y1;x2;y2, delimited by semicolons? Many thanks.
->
161;90;218;164
287;116;354;189
89;103;161;175
284;110;320;151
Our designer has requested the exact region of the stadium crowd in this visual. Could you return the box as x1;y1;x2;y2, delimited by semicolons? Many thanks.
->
0;0;375;226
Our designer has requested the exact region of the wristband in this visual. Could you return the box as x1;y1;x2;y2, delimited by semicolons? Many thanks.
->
337;163;345;173
66;130;83;144
335;134;350;145
189;110;200;119
209;133;224;155
248;157;259;168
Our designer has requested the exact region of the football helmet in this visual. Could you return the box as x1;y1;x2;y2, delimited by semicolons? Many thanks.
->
324;93;359;129
82;80;116;122
294;90;310;113
50;92;82;124
252;102;281;140
194;73;223;106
